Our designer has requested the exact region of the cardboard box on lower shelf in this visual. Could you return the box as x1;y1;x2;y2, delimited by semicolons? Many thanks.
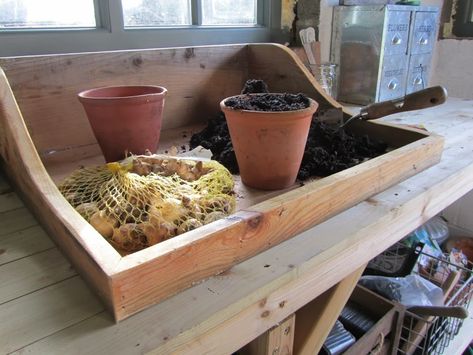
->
340;285;403;355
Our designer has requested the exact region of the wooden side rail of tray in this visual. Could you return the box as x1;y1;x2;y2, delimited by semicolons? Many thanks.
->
0;43;444;321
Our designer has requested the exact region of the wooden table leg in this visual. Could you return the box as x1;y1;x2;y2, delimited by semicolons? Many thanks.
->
293;264;366;355
244;314;296;355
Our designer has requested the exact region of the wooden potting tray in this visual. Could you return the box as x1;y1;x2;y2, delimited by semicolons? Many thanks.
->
0;44;444;321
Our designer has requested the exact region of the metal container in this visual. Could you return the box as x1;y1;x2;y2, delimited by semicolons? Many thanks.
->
321;320;356;355
330;5;439;105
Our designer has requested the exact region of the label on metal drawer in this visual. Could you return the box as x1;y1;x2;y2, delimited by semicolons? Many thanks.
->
388;23;409;32
406;54;431;94
378;54;408;101
383;10;410;56
410;11;438;54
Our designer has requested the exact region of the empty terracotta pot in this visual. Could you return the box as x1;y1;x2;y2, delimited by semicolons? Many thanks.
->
221;95;318;190
78;85;167;162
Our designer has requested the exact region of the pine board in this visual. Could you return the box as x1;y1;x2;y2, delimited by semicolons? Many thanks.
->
0;208;38;237
0;248;75;304
0;276;103;353
0;225;54;266
0;44;444;321
1;98;472;355
0;191;22;213
0;172;11;194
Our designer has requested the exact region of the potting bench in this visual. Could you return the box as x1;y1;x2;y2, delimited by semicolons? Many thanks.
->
1;97;472;354
0;44;444;322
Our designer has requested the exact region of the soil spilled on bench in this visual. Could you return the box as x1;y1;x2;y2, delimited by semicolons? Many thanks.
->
190;80;387;180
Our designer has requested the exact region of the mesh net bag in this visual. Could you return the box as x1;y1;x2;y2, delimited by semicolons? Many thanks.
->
59;154;236;253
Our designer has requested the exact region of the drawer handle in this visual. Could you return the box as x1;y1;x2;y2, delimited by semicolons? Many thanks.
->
388;80;399;90
392;35;402;45
413;76;423;85
419;36;428;45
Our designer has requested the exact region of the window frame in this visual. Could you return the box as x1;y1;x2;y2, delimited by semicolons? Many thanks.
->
0;0;276;57
121;0;263;29
452;0;473;37
193;0;262;27
0;0;100;31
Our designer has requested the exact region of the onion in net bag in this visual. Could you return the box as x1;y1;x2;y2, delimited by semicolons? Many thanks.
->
59;154;236;253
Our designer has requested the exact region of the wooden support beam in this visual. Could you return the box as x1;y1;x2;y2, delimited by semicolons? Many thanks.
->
293;264;366;355
244;314;296;355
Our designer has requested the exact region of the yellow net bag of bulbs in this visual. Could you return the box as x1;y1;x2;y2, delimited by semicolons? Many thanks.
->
59;154;236;253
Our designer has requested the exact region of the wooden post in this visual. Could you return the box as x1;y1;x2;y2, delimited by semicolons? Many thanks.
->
244;314;296;355
293;265;366;355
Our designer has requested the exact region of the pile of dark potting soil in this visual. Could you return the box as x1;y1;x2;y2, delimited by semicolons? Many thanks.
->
297;119;387;180
190;112;240;174
189;79;388;179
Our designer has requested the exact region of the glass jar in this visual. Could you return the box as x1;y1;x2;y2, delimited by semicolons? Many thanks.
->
309;63;337;98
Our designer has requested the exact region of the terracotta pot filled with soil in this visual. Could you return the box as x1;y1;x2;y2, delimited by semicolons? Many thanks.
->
220;93;318;190
190;79;388;183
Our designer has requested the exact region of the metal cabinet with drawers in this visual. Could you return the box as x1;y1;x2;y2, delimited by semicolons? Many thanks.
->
330;5;439;105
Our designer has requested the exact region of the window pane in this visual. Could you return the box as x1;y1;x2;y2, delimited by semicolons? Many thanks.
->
0;0;96;29
122;0;191;27
201;0;257;26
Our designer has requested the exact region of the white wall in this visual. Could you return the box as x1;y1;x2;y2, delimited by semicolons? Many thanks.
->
416;0;473;234
430;39;473;99
423;0;473;99
442;190;473;237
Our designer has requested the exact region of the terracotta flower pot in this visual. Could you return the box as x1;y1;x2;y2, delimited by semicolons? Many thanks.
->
220;94;318;190
78;85;167;162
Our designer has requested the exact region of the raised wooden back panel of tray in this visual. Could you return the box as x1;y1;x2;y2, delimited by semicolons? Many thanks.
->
0;43;444;321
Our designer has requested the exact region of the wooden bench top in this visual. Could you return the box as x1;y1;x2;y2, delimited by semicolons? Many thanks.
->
1;98;473;354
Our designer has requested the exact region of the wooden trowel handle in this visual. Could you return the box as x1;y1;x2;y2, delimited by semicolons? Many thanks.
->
408;305;469;319
361;86;448;120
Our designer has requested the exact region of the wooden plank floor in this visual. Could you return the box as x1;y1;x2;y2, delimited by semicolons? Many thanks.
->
1;98;473;354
